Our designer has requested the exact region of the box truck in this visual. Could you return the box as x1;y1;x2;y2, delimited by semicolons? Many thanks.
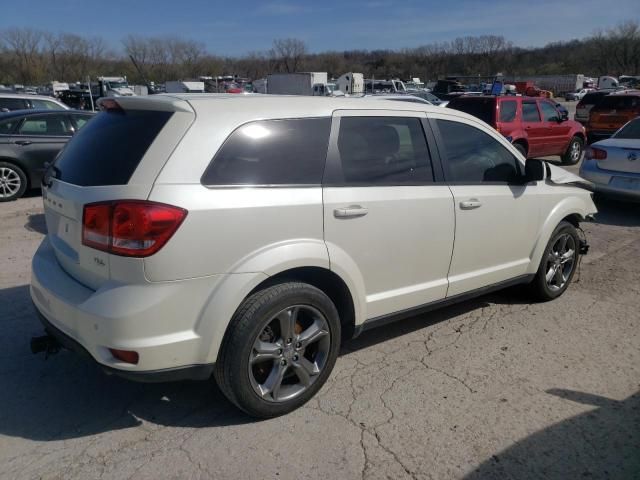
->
266;72;330;96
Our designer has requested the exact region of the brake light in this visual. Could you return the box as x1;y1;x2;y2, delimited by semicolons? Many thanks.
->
82;201;187;257
585;147;607;160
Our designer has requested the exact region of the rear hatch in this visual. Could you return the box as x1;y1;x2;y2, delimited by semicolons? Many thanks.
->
576;92;608;120
43;96;195;290
588;95;640;131
446;96;497;127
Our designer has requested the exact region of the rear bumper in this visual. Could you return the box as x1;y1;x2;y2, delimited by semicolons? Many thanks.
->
579;160;640;199
35;309;214;382
30;237;226;378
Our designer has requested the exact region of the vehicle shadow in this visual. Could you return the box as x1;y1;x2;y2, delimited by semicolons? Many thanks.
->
464;389;640;479
1;282;530;442
24;213;47;235
592;195;640;227
0;285;253;443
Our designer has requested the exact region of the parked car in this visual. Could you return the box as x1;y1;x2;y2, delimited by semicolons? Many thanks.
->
586;91;640;143
580;117;640;199
30;95;596;418
0;109;94;201
0;93;69;112
447;95;586;164
565;88;594;101
575;91;611;124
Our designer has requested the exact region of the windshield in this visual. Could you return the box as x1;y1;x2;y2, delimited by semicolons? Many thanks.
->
107;81;128;89
614;119;640;139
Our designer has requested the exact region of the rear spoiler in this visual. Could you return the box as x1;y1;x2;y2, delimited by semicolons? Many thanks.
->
97;95;194;113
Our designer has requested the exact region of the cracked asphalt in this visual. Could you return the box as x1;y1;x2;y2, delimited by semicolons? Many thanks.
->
1;162;639;479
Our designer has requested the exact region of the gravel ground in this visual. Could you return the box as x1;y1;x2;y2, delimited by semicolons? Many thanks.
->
1;110;638;479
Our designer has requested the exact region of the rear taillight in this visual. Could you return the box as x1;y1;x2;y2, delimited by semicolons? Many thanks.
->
585;147;607;160
82;201;187;257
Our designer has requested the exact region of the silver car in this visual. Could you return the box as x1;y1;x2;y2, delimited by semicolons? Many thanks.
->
580;117;640;200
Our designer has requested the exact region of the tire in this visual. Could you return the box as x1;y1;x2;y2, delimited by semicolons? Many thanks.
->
561;136;584;165
0;162;27;202
214;282;341;418
513;142;527;158
529;221;580;301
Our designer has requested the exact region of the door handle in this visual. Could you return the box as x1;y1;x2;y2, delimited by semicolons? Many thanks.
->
334;205;368;218
460;199;482;210
14;140;32;146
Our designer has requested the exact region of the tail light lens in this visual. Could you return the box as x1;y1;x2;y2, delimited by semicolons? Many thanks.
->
585;147;607;160
82;201;187;257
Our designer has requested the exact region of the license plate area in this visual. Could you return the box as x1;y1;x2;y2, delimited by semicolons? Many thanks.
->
610;177;640;191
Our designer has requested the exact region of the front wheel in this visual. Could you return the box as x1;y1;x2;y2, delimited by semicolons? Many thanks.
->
561;136;584;165
214;282;341;418
529;221;580;301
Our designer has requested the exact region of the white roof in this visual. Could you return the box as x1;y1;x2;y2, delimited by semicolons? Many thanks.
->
115;93;444;118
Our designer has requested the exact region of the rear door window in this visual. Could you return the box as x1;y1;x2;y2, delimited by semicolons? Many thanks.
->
447;98;496;125
201;118;331;186
499;100;517;122
0;117;20;134
522;102;541;122
328;116;433;185
18;114;73;136
53;109;172;186
30;99;65;110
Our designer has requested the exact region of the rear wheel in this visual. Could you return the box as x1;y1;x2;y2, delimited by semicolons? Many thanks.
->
529;221;579;301
215;282;341;418
0;162;27;202
561;136;584;165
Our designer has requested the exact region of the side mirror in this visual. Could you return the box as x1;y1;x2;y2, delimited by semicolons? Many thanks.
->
524;158;546;182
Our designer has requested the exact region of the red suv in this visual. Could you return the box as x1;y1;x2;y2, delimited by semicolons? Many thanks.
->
447;96;587;165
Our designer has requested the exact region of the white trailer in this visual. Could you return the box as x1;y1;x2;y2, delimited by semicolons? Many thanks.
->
164;81;205;93
504;74;585;95
266;72;329;96
336;73;364;95
597;76;619;89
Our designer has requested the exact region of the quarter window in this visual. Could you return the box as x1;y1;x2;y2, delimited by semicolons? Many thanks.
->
499;100;517;122
436;119;522;183
330;116;433;185
201;118;331;186
522;102;541;122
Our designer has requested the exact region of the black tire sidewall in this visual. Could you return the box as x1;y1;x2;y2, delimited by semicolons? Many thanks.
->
218;283;341;418
533;222;580;301
0;162;27;202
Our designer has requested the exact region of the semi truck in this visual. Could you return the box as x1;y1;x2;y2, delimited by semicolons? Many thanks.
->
164;81;205;93
97;77;135;97
266;72;330;96
336;73;364;95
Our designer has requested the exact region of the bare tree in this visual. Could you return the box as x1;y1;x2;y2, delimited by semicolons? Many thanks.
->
270;38;307;73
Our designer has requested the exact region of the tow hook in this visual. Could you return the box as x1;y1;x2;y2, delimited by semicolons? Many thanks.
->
30;334;61;358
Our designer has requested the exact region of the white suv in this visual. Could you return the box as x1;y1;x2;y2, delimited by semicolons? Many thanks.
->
31;95;597;417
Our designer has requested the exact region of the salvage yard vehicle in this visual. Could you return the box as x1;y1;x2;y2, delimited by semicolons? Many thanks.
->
575;90;612;125
0;93;70;112
447;95;586;164
586;91;640;143
30;95;596;418
580;117;640;199
0;109;94;201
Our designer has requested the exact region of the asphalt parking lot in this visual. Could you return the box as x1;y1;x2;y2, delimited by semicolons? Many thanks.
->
1;102;639;480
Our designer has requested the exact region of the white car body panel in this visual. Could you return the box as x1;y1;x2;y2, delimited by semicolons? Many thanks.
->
30;94;598;376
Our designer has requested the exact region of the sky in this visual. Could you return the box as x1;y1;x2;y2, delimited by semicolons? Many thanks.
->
1;0;638;56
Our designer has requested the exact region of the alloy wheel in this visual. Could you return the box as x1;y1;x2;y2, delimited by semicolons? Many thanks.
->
545;233;576;292
570;141;582;163
0;167;21;199
248;305;331;403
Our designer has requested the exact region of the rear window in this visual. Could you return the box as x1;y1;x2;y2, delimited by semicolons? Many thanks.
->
498;100;517;122
614;119;640;139
594;95;640;110
53;109;171;186
201;118;331;186
579;92;608;106
447;98;496;125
